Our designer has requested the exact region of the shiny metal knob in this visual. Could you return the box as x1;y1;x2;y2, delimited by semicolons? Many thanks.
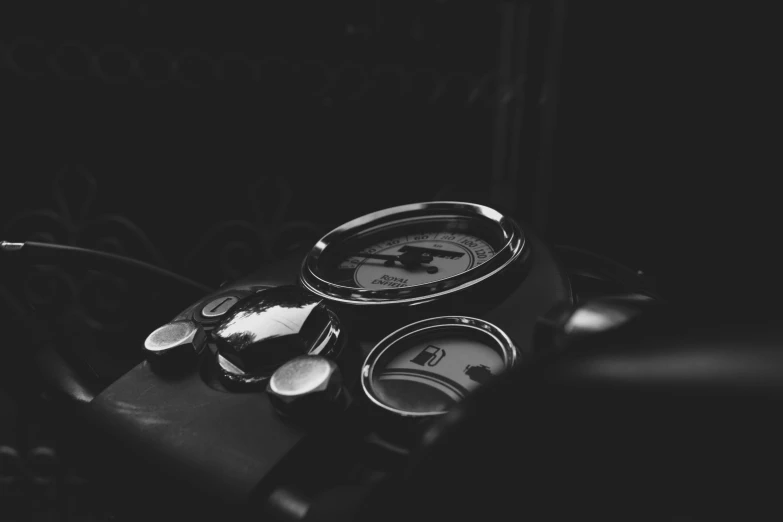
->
144;320;206;373
562;294;654;337
267;355;347;420
212;285;344;390
535;294;657;352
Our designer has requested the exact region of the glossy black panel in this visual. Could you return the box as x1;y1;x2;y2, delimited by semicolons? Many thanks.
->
212;286;336;374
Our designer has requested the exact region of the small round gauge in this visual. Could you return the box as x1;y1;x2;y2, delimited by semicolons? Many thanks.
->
361;316;518;418
299;202;527;306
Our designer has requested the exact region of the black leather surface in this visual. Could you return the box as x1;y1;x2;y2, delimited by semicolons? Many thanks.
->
86;360;306;506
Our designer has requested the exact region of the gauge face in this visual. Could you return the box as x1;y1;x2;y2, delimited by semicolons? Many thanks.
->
374;333;505;413
300;203;526;305
326;221;498;290
362;316;518;417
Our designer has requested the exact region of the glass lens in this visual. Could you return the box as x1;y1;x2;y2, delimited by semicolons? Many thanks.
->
373;332;505;413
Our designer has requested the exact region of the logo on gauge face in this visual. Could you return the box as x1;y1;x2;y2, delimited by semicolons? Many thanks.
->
464;364;493;384
352;239;478;290
410;345;446;367
370;274;410;288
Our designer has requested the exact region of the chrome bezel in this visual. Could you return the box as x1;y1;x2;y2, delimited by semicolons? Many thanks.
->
299;201;527;306
361;316;518;418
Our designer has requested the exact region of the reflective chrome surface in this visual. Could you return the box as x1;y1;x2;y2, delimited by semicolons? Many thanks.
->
212;286;344;389
362;316;518;418
201;295;240;318
145;321;199;352
268;356;339;402
215;352;270;389
299;201;527;306
534;294;657;354
0;241;24;251
267;355;345;419
143;320;206;372
563;294;654;337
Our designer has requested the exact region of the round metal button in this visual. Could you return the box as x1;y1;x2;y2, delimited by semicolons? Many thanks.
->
201;295;240;318
267;355;347;420
145;321;196;351
144;320;206;373
269;356;339;401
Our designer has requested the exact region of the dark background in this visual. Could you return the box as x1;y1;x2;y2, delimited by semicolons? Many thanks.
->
0;1;778;520
1;2;776;310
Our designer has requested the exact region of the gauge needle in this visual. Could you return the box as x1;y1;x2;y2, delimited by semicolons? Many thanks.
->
350;252;439;273
398;245;464;259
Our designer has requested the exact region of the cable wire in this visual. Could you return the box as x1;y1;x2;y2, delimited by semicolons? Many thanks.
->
1;241;213;295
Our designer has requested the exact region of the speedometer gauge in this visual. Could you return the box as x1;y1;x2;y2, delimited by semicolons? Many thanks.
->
337;230;494;290
299;202;527;306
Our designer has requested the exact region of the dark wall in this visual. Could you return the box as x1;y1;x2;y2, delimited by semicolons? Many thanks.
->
3;2;775;312
1;1;516;289
549;4;777;314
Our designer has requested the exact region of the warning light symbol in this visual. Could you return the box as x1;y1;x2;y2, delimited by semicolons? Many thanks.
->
410;345;446;367
464;364;493;384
